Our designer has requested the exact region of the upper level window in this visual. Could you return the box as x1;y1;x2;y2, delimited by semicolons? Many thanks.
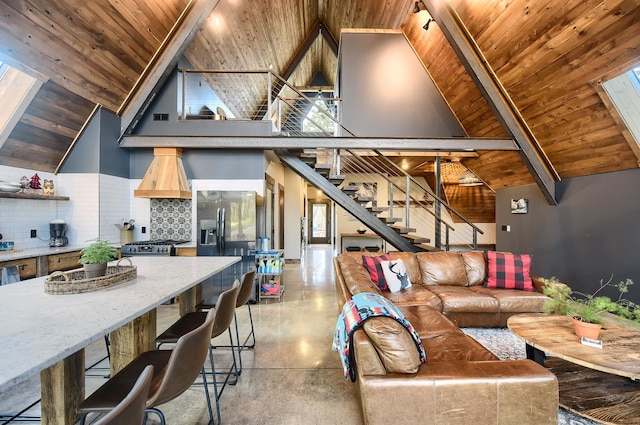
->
302;95;337;135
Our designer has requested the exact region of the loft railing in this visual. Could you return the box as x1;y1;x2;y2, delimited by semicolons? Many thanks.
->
177;69;355;137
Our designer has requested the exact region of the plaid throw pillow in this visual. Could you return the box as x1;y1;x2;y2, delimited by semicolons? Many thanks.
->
485;251;533;291
362;254;391;290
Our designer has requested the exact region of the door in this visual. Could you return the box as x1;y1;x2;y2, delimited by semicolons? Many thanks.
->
309;201;331;245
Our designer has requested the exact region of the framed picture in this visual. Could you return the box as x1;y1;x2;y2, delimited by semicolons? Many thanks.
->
352;182;377;206
511;198;528;214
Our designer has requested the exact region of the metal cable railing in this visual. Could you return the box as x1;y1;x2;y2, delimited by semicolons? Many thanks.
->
177;69;354;137
335;149;482;250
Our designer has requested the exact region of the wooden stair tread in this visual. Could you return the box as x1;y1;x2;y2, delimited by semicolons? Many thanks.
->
367;206;389;213
403;234;431;244
342;184;360;192
414;243;439;251
329;175;346;185
390;225;416;234
380;217;402;224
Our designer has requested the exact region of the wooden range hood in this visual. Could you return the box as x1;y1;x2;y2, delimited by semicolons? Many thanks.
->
134;147;191;199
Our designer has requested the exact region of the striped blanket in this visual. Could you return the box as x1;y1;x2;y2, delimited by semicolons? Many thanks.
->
332;292;426;381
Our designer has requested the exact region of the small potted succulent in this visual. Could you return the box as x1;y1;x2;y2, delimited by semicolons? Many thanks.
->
542;276;640;339
79;238;118;278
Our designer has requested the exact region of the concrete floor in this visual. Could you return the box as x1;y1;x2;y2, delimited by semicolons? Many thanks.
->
0;245;363;424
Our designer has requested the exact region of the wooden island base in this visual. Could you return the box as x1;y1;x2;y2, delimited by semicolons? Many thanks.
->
547;357;640;425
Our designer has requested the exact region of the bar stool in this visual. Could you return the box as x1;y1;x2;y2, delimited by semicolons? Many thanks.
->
93;365;153;425
198;269;257;375
156;280;240;425
78;309;216;425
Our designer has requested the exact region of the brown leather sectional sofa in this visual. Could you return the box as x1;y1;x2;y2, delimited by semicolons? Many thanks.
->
335;251;550;327
334;251;559;425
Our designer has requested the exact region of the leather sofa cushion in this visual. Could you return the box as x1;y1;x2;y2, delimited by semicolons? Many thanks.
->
422;333;498;362
468;286;548;313
363;317;422;374
383;284;442;310
336;255;382;296
461;251;486;286
398;305;461;339
417;252;468;286
427;285;500;313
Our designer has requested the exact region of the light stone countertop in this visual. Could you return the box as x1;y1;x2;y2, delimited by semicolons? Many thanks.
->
0;244;89;262
0;255;240;392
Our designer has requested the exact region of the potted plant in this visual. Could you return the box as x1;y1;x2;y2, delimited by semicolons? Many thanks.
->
542;276;640;339
79;238;118;278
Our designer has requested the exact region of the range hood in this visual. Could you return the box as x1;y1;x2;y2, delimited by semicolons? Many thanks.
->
134;147;192;199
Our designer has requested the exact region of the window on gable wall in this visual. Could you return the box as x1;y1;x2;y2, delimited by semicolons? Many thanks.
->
302;94;337;135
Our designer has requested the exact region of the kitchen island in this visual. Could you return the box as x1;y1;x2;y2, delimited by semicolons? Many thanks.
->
0;255;240;424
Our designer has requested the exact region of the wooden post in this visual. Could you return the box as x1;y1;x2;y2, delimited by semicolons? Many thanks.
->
179;283;202;316
40;349;84;425
109;309;156;375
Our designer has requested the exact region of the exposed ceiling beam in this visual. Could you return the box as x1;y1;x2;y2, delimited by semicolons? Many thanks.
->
118;0;220;140
120;135;517;150
423;0;559;205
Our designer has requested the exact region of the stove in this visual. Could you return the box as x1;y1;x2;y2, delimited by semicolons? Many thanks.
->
121;239;190;256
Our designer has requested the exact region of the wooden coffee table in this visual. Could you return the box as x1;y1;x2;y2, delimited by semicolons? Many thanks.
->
508;313;640;424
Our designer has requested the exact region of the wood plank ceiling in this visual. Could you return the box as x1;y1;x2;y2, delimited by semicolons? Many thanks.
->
0;0;638;222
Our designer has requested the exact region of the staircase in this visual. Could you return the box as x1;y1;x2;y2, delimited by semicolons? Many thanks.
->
276;148;484;252
277;149;427;252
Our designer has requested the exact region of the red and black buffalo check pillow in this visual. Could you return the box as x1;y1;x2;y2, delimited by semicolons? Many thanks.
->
362;254;391;290
485;251;533;291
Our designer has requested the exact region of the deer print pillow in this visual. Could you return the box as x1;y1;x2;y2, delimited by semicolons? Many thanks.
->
381;259;412;293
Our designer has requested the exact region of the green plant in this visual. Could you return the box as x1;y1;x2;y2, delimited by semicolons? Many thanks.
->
79;238;118;265
542;276;640;325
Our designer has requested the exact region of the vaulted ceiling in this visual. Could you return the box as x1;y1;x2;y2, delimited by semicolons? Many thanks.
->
0;0;639;215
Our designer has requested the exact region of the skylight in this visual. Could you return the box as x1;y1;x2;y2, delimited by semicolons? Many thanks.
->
601;64;640;161
0;62;40;150
629;66;640;95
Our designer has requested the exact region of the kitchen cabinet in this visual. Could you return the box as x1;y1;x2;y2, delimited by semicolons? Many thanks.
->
176;247;196;257
0;249;85;284
0;257;37;284
47;251;82;273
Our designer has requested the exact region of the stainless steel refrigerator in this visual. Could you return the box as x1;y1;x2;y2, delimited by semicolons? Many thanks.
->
197;190;261;302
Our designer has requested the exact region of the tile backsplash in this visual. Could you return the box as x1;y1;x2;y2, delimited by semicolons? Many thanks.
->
150;199;192;240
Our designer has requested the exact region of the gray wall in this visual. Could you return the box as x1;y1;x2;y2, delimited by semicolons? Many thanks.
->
338;32;465;138
62;109;129;178
496;168;640;301
130;149;265;180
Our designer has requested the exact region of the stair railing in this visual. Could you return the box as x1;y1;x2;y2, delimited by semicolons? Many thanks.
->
338;149;483;250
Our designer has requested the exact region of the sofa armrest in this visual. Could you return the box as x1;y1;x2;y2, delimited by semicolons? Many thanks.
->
357;359;558;425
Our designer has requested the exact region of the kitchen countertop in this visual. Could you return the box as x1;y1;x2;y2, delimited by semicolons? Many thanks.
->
0;245;89;262
0;255;241;392
0;241;199;262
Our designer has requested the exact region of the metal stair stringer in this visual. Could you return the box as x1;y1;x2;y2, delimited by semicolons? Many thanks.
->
275;149;419;252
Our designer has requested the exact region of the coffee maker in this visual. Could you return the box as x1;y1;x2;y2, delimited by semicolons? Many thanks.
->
49;220;68;247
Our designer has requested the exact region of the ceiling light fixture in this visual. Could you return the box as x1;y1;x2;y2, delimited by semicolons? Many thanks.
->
458;170;483;187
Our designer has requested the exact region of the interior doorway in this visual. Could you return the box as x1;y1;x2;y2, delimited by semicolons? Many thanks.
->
309;200;331;245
